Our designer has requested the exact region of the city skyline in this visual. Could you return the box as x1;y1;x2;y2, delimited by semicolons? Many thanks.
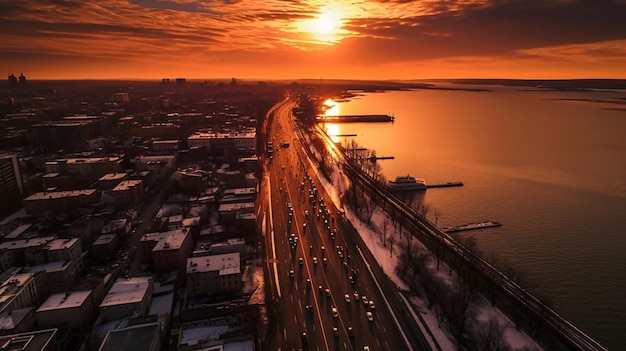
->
1;0;626;80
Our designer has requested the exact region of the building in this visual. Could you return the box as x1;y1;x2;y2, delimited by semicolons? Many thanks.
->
0;249;15;272
44;156;123;181
91;233;119;258
112;180;144;207
0;307;35;335
21;261;78;293
151;227;193;273
0;272;41;314
187;131;256;152
0;237;56;266
23;189;99;215
217;202;255;224
0;153;23;217
98;172;129;190
99;277;153;322
152;140;180;153
44;238;84;277
98;322;161;351
186;252;242;297
36;290;95;329
0;328;60;351
31;118;106;149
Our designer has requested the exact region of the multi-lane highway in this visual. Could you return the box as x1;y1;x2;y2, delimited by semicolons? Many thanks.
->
260;98;428;351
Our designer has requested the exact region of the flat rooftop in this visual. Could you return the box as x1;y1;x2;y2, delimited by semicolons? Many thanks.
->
37;290;92;312
100;277;151;308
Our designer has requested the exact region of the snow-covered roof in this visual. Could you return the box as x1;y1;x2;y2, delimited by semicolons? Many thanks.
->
187;252;240;276
36;290;92;312
100;277;152;308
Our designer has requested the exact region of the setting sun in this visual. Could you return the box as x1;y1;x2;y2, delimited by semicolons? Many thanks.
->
299;7;345;44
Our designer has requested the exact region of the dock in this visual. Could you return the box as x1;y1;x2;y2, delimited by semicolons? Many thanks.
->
441;221;502;233
426;181;464;188
317;114;395;123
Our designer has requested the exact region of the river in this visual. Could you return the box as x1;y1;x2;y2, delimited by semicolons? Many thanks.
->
323;84;626;350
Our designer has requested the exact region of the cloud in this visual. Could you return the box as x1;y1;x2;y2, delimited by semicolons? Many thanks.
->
1;0;625;78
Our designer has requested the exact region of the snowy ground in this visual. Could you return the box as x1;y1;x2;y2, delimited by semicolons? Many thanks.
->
304;133;542;350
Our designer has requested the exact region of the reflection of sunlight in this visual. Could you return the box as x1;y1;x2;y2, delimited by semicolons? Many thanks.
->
326;123;341;143
324;99;339;116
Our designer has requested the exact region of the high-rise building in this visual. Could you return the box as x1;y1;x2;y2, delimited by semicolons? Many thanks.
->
7;73;18;89
0;153;24;217
19;72;27;87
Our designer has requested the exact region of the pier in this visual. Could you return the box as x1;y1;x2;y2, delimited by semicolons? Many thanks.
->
369;155;395;162
441;221;502;233
426;181;464;188
317;114;395;123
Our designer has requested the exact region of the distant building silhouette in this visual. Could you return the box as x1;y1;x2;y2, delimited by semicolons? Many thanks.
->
7;73;18;89
176;78;186;85
0;153;24;217
19;72;26;87
231;77;238;85
162;78;170;83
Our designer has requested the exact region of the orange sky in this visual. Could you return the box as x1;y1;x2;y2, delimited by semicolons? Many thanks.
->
1;0;626;80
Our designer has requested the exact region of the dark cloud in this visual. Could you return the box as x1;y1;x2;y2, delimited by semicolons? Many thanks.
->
340;0;626;63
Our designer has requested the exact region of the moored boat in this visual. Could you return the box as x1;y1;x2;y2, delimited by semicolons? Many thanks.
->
388;175;426;190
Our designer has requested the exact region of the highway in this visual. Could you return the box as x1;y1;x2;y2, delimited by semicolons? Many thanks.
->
261;98;425;351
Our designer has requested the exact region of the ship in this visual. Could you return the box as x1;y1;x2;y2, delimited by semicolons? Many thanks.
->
388;175;426;191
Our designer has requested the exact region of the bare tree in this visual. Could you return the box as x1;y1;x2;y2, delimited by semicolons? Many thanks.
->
470;316;510;351
443;279;478;350
381;217;391;247
434;208;441;226
388;227;397;257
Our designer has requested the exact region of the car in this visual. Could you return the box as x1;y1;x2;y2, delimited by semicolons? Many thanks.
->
366;311;374;322
325;288;331;297
331;307;339;318
354;292;360;301
301;332;308;343
364;347;370;351
322;257;327;265
289;270;294;278
349;276;354;284
318;285;323;293
313;257;318;264
347;326;354;337
338;250;343;258
321;245;325;252
305;210;309;216
362;296;368;304
305;305;313;314
299;257;303;265
306;278;311;287
332;327;339;337
310;245;313;253
344;294;351;303
288;202;292;208
369;301;375;309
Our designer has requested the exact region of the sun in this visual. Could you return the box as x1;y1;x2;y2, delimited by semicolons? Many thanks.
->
314;12;341;36
300;8;344;43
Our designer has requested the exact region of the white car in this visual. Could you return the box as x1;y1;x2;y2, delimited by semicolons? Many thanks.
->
344;294;351;303
313;257;318;264
332;307;339;318
366;311;374;322
369;300;375;309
